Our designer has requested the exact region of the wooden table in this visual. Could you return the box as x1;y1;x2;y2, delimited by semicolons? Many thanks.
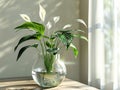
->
0;79;99;90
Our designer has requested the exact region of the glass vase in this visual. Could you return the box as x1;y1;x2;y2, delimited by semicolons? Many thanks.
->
32;53;66;88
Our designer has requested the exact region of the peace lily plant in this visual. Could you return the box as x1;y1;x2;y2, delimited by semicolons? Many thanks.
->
14;4;87;74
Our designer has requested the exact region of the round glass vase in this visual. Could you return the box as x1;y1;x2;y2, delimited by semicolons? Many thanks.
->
32;53;66;88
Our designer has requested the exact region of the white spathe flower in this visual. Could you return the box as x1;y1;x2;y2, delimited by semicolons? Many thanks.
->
20;14;31;22
63;24;72;29
53;16;60;23
76;19;87;27
39;4;46;22
46;21;52;30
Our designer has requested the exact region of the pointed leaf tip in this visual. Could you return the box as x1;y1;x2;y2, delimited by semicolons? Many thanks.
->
16;44;38;61
70;43;78;57
14;34;40;52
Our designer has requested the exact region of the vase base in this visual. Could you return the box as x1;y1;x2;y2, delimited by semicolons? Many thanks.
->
32;69;65;88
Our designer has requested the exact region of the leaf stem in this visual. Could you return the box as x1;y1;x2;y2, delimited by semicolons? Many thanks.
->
39;40;45;56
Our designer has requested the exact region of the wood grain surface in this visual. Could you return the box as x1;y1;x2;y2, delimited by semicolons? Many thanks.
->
0;78;99;90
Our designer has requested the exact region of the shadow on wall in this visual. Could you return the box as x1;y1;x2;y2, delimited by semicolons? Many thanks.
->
0;0;80;80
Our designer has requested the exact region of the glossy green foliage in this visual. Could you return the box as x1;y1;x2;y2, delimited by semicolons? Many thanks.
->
15;22;45;61
16;44;38;61
14;33;41;51
44;53;55;73
15;22;45;35
55;30;73;49
14;5;87;73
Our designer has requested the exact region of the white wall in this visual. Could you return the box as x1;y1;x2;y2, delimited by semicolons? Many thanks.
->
0;0;81;81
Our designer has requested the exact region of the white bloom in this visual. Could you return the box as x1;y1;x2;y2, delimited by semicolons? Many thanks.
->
20;14;31;22
63;24;72;29
39;4;46;22
53;16;60;23
76;19;87;27
46;21;52;29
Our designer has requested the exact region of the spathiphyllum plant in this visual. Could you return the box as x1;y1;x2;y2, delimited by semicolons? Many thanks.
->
14;4;87;74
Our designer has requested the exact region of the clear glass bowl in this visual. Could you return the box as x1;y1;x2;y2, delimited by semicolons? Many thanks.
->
32;54;66;88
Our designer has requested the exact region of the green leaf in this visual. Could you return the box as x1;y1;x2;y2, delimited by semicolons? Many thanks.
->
16;44;38;61
50;35;56;40
46;48;59;55
14;34;41;51
44;54;55;73
55;30;72;34
55;30;73;49
70;43;78;57
46;41;51;48
43;35;49;39
15;22;45;35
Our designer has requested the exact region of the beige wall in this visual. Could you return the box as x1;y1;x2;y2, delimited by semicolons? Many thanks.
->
79;0;88;84
0;0;85;81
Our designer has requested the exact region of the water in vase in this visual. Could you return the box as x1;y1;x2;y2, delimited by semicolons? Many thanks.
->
32;68;65;88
